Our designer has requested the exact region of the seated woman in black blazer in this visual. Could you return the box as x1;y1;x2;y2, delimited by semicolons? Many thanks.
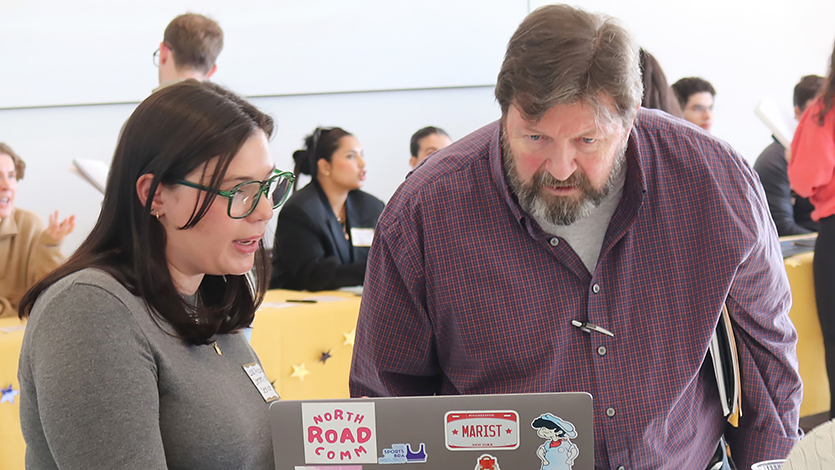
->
271;127;384;291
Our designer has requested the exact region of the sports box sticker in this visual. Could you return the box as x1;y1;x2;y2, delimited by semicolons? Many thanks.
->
302;402;378;464
444;411;520;450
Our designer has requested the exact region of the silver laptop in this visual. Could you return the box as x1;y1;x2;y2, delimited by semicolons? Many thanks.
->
270;392;593;469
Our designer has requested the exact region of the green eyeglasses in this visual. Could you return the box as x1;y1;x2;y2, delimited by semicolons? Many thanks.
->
176;170;295;219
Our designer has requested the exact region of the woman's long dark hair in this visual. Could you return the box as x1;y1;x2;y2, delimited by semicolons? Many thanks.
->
639;49;683;118
20;80;274;345
818;39;835;126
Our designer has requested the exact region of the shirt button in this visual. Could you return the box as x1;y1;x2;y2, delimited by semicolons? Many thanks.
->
597;346;607;356
617;467;626;470
592;284;600;293
606;407;616;417
549;237;560;246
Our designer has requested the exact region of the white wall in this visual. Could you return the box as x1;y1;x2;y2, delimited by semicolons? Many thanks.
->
0;87;501;252
1;0;833;254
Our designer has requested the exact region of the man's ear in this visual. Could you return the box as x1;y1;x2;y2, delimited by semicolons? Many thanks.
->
409;156;418;169
136;173;162;213
159;42;171;66
205;64;218;80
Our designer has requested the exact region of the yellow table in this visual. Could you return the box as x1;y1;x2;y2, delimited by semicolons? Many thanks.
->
784;251;830;417
0;272;824;468
0;317;26;470
249;289;361;400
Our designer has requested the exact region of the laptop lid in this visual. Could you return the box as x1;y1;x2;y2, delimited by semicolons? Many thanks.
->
270;392;593;469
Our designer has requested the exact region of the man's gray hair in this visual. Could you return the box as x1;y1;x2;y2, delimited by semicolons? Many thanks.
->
495;4;643;128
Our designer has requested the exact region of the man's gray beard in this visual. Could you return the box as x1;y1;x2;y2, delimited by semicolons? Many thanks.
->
502;133;627;226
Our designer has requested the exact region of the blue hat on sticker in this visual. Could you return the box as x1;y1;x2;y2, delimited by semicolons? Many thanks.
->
531;413;578;438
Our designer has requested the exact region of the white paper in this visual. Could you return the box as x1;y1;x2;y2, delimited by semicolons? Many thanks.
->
70;158;110;194
754;95;796;148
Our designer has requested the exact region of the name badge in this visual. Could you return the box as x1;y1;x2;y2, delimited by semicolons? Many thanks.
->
350;228;375;247
242;362;280;403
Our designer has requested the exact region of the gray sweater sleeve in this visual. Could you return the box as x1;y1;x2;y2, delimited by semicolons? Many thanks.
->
19;282;168;469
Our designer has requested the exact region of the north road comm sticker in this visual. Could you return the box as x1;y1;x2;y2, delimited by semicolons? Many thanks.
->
444;411;519;451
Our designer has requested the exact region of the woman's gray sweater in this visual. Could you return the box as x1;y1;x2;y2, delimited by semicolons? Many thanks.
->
18;268;275;469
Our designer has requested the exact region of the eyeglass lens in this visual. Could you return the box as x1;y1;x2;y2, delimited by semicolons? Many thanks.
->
229;175;292;217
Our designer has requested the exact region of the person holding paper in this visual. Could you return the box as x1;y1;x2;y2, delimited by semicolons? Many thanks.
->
271;127;384;291
0;143;74;317
17;81;291;469
789;40;835;420
755;75;822;236
350;5;802;469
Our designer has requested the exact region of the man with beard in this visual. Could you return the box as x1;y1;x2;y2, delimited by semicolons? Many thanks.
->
349;5;802;470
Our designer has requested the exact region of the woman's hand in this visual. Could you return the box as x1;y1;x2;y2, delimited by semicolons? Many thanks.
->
45;211;75;243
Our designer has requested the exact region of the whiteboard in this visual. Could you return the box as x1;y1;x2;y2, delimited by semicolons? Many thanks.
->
0;0;527;109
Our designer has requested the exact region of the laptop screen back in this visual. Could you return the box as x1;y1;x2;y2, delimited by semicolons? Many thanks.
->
270;392;593;469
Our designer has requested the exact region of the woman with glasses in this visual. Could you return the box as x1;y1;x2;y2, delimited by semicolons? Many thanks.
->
17;80;291;469
270;127;384;291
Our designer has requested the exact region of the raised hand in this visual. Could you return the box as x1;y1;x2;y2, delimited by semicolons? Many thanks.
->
45;210;76;243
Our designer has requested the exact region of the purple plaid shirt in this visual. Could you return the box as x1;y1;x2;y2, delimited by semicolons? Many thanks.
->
350;109;802;469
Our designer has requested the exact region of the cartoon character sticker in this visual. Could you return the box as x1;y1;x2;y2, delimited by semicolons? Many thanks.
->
474;454;501;470
531;413;579;470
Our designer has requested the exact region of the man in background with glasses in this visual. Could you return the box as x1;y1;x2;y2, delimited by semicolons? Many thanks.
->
153;13;224;91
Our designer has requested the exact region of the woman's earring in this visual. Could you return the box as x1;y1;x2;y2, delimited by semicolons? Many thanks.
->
152;210;161;221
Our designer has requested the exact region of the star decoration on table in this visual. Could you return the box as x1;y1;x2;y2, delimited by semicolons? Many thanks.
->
785;258;802;268
343;329;356;346
1;385;19;405
291;363;311;381
318;350;333;364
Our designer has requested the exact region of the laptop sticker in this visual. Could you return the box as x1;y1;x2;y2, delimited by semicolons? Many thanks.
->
302;402;378;464
531;413;579;470
444;411;519;450
378;443;428;464
474;454;501;470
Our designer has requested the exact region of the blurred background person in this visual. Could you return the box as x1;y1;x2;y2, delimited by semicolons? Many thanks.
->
271;127;384;291
409;126;452;169
672;76;716;132
0;143;74;317
18;81;289;468
755;74;823;236
789;39;835;419
154;13;224;89
639;49;683;118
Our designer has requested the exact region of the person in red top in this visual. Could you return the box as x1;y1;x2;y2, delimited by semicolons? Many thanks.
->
788;38;835;419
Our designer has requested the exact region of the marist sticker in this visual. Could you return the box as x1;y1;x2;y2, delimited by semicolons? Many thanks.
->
444;411;519;450
301;402;378;464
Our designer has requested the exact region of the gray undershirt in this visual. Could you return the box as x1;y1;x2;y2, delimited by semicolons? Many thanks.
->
534;163;627;274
